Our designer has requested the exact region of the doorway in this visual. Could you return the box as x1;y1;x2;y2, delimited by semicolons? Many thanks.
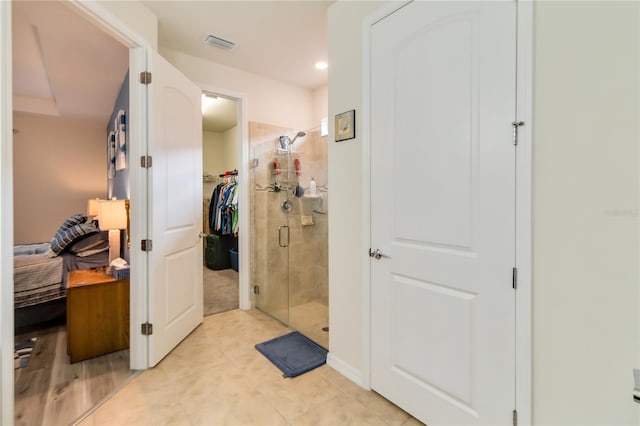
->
11;1;133;424
202;92;240;316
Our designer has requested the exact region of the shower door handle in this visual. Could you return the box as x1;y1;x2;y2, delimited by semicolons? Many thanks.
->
278;225;290;247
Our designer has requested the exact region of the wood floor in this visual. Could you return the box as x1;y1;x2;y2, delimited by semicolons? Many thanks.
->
14;324;132;426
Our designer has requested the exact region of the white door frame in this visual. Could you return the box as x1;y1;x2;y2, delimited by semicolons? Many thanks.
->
360;1;534;424
198;84;251;311
1;1;15;424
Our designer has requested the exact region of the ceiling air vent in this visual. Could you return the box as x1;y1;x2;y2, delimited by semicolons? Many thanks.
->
204;34;236;51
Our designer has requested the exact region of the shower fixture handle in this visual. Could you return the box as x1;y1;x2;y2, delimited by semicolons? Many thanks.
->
278;225;290;248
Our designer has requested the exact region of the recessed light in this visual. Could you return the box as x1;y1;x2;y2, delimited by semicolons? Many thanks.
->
315;61;328;70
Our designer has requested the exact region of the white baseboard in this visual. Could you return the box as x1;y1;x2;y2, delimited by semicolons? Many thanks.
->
326;352;369;390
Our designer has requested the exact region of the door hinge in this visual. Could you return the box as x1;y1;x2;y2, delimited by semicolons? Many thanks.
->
512;121;524;145
512;267;518;289
140;155;153;168
512;409;518;426
140;71;152;85
141;239;153;251
141;322;153;335
253;285;260;295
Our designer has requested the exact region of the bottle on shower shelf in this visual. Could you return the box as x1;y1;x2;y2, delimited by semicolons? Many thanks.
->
309;177;317;196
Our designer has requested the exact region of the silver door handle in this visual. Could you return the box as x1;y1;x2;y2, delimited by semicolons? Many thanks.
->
369;248;386;260
199;232;206;238
278;225;289;247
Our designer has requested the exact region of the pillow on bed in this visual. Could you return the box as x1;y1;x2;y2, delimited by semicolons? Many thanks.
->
54;214;88;234
66;231;109;254
47;222;99;257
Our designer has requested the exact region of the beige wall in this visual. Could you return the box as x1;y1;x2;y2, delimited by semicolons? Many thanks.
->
203;126;239;198
203;127;238;176
532;2;639;424
13;113;107;244
223;126;239;171
161;48;314;131
328;0;640;423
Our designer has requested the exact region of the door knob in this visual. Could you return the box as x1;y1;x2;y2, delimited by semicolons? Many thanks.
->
368;248;385;260
199;232;206;238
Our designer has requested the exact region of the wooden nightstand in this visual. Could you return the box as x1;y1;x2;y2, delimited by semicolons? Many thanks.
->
67;268;129;363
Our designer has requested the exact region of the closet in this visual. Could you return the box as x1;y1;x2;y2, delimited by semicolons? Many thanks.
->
201;94;240;316
204;170;238;271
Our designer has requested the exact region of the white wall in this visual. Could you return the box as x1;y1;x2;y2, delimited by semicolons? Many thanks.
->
160;48;313;131
327;0;382;379
312;84;328;130
0;3;13;424
532;2;639;424
13;113;107;243
328;0;640;423
96;0;157;49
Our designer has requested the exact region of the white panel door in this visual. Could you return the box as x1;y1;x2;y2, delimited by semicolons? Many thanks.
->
371;2;517;425
148;51;203;366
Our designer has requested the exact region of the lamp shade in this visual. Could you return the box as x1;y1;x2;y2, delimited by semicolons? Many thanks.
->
87;198;101;216
97;199;127;231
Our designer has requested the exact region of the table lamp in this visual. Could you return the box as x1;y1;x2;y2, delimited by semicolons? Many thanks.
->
87;198;101;220
97;199;127;264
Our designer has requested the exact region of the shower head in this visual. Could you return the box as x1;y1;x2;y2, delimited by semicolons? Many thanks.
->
289;131;306;145
278;131;306;150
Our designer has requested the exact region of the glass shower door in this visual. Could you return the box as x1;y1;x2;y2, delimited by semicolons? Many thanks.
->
252;145;290;324
286;129;329;349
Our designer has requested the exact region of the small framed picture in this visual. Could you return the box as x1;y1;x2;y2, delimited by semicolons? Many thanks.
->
335;109;355;142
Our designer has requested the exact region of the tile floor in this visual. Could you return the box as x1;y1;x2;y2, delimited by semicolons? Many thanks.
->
78;309;423;426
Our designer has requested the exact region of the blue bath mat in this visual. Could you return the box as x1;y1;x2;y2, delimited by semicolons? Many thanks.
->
255;331;327;378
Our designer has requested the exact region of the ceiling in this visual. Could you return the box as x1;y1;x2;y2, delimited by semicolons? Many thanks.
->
142;1;330;90
12;1;329;132
202;94;237;133
12;1;129;123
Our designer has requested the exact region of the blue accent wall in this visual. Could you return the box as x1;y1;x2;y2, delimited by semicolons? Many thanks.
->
107;70;130;261
108;70;129;200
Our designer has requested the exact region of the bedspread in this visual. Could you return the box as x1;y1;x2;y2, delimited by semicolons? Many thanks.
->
14;253;65;308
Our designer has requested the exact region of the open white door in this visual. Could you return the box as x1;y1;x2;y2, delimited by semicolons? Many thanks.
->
147;51;203;366
370;2;516;425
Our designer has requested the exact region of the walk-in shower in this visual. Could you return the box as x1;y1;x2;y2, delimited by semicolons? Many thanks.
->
250;124;328;348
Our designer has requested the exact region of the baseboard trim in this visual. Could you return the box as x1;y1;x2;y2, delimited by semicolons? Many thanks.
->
326;352;369;390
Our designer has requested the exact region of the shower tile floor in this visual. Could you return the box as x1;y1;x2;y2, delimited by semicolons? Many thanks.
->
78;309;423;426
289;301;329;349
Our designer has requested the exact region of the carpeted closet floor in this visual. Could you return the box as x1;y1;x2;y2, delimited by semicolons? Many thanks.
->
203;267;239;316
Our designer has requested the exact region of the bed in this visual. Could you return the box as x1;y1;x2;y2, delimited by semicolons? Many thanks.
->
14;214;110;332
